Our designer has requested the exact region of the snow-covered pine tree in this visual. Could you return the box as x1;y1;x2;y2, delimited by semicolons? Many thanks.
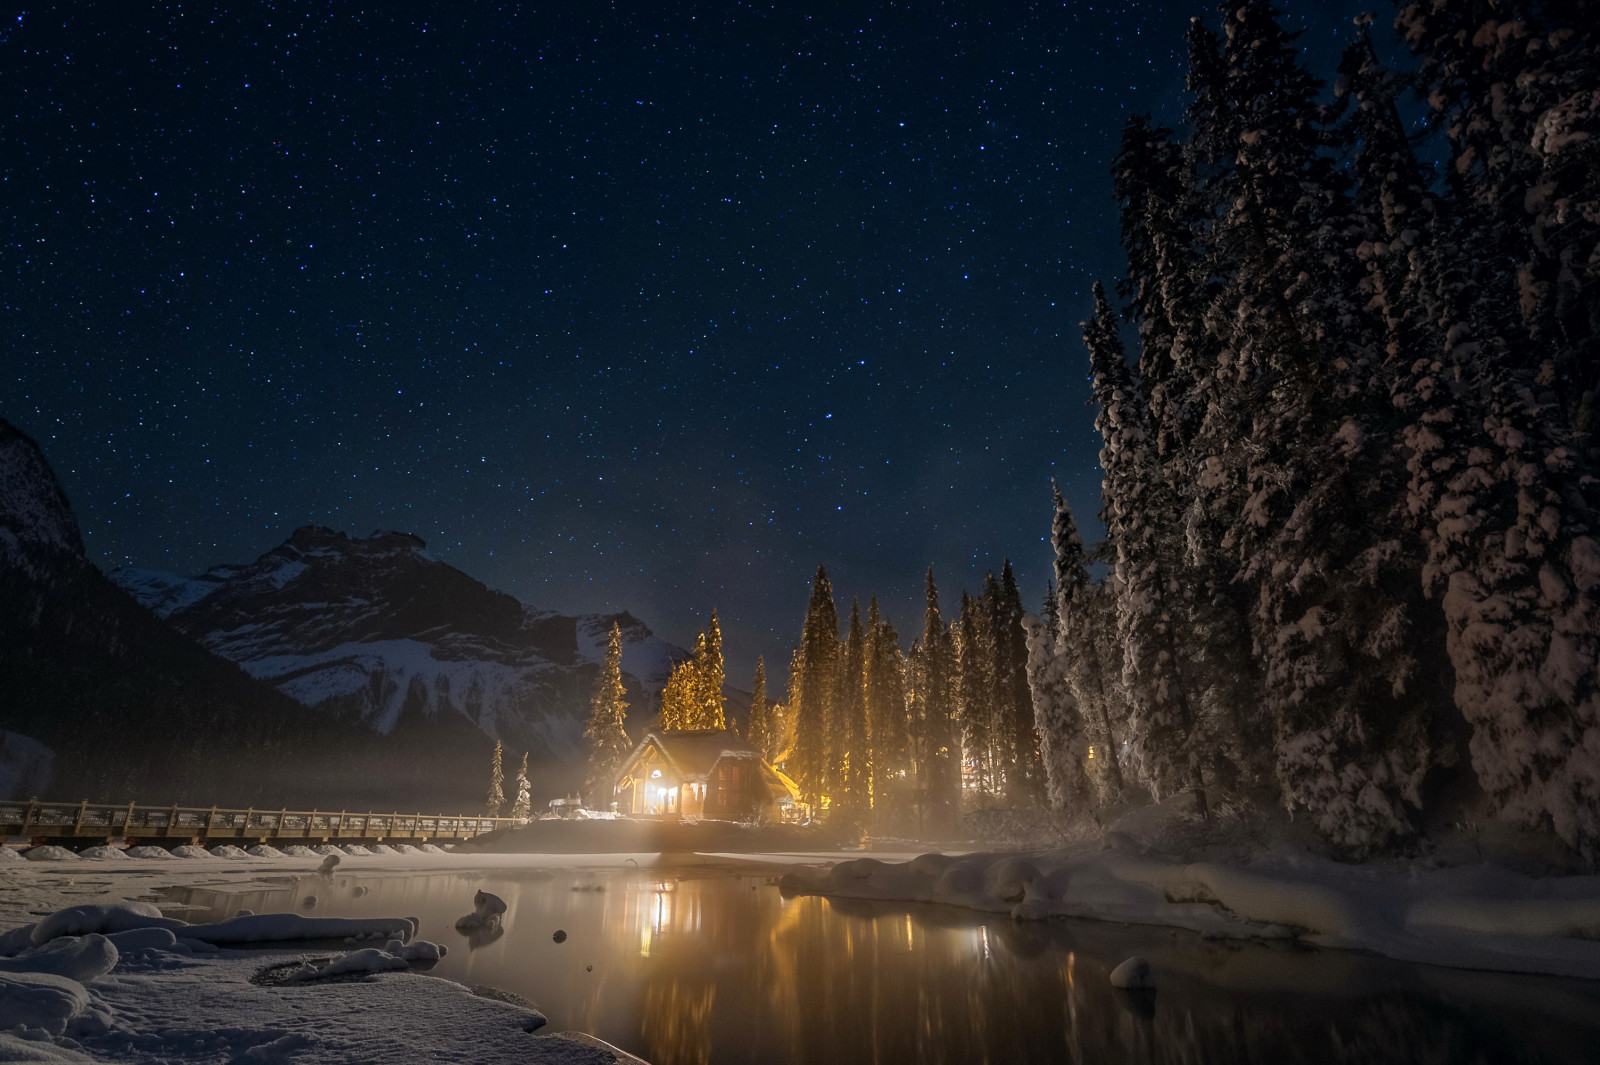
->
1116;90;1263;793
866;599;909;817
1398;1;1600;463
658;657;696;730
836;599;871;815
791;565;840;814
1086;281;1206;807
512;753;532;820
583;621;633;808
1049;484;1124;801
485;740;505;817
955;590;996;797
1380;5;1600;856
997;561;1043;803
747;656;773;761
696;610;727;729
1023;519;1094;819
920;568;960;832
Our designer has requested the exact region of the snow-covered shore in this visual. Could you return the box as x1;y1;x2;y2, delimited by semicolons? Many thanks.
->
0;848;655;1064
775;845;1600;980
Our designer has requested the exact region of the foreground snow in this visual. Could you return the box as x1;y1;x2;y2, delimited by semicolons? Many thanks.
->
0;850;651;1063
776;845;1600;979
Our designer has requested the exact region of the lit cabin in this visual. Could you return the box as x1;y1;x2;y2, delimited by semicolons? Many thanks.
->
613;727;800;820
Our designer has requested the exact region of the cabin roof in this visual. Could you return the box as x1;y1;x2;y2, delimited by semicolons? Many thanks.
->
621;726;763;784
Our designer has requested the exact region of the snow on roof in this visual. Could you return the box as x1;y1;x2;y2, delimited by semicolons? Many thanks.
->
622;727;764;783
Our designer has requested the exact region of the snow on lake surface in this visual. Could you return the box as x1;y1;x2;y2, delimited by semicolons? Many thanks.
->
159;863;1600;1065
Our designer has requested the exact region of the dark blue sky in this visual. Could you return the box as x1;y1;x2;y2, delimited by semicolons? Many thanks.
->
5;0;1373;683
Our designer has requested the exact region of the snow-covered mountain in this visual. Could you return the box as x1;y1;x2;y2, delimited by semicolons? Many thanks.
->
113;527;688;763
1;419;359;806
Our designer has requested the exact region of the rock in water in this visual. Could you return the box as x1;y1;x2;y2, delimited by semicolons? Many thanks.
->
1109;956;1153;990
552;929;567;944
316;854;341;876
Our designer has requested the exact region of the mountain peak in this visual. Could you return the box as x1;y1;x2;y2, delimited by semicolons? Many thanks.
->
0;419;84;559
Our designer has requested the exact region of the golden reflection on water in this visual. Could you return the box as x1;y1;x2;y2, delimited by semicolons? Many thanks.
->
161;869;1600;1065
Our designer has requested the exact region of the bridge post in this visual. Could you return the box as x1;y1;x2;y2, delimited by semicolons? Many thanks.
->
72;800;88;837
245;807;255;842
23;798;37;838
124;801;136;839
169;803;179;841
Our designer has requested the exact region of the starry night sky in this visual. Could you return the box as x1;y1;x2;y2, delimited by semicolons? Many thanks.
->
5;1;1372;684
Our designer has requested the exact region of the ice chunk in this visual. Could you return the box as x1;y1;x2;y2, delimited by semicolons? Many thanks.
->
77;845;121;860
246;844;284;858
1110;956;1154;989
124;846;176;859
209;845;250;859
22;846;77;862
169;845;210;858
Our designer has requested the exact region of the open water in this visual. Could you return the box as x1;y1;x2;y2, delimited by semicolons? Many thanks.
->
163;862;1600;1065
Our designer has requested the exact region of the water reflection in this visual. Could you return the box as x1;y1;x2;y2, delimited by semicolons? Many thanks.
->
163;867;1600;1065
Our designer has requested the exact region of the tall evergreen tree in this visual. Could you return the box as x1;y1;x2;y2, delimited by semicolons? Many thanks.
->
836;599;871;816
583;621;633;807
791;565;840;813
747;656;774;761
1087;282;1206;806
867;598;910;817
920;568;960;832
1050;484;1124;800
512;753;532;820
955;591;997;796
697;610;727;729
997;560;1043;802
485;740;505;817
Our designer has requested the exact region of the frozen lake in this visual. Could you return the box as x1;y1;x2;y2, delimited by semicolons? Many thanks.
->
163;862;1600;1065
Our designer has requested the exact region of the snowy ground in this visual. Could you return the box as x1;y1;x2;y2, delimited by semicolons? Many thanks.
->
770;844;1600;981
0;848;658;1064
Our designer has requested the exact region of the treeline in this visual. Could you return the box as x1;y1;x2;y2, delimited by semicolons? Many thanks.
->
1027;1;1600;857
747;564;1042;834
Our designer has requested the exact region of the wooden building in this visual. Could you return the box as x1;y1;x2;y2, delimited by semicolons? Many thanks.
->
612;727;800;820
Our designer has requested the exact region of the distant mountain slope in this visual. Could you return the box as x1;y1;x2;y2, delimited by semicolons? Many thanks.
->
112;527;692;771
0;419;383;807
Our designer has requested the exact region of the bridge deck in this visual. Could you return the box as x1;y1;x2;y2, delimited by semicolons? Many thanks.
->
0;800;520;845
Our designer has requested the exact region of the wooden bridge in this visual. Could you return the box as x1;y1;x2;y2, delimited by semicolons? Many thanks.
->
0;799;521;847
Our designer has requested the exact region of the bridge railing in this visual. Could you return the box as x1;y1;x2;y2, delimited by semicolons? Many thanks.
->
0;800;522;843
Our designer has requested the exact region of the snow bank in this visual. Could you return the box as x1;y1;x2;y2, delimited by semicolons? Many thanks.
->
0;901;632;1063
170;845;210;858
0;936;118;982
22;847;76;862
779;849;1600;978
0;847;22;862
281;845;317;857
245;844;283;858
76;846;121;860
124;846;175;859
341;844;374;856
0;971;93;1037
207;845;250;859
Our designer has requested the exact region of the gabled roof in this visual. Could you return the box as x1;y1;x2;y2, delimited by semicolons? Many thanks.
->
619;726;763;784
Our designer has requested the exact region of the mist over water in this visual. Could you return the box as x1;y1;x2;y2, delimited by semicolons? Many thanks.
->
166;866;1600;1065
